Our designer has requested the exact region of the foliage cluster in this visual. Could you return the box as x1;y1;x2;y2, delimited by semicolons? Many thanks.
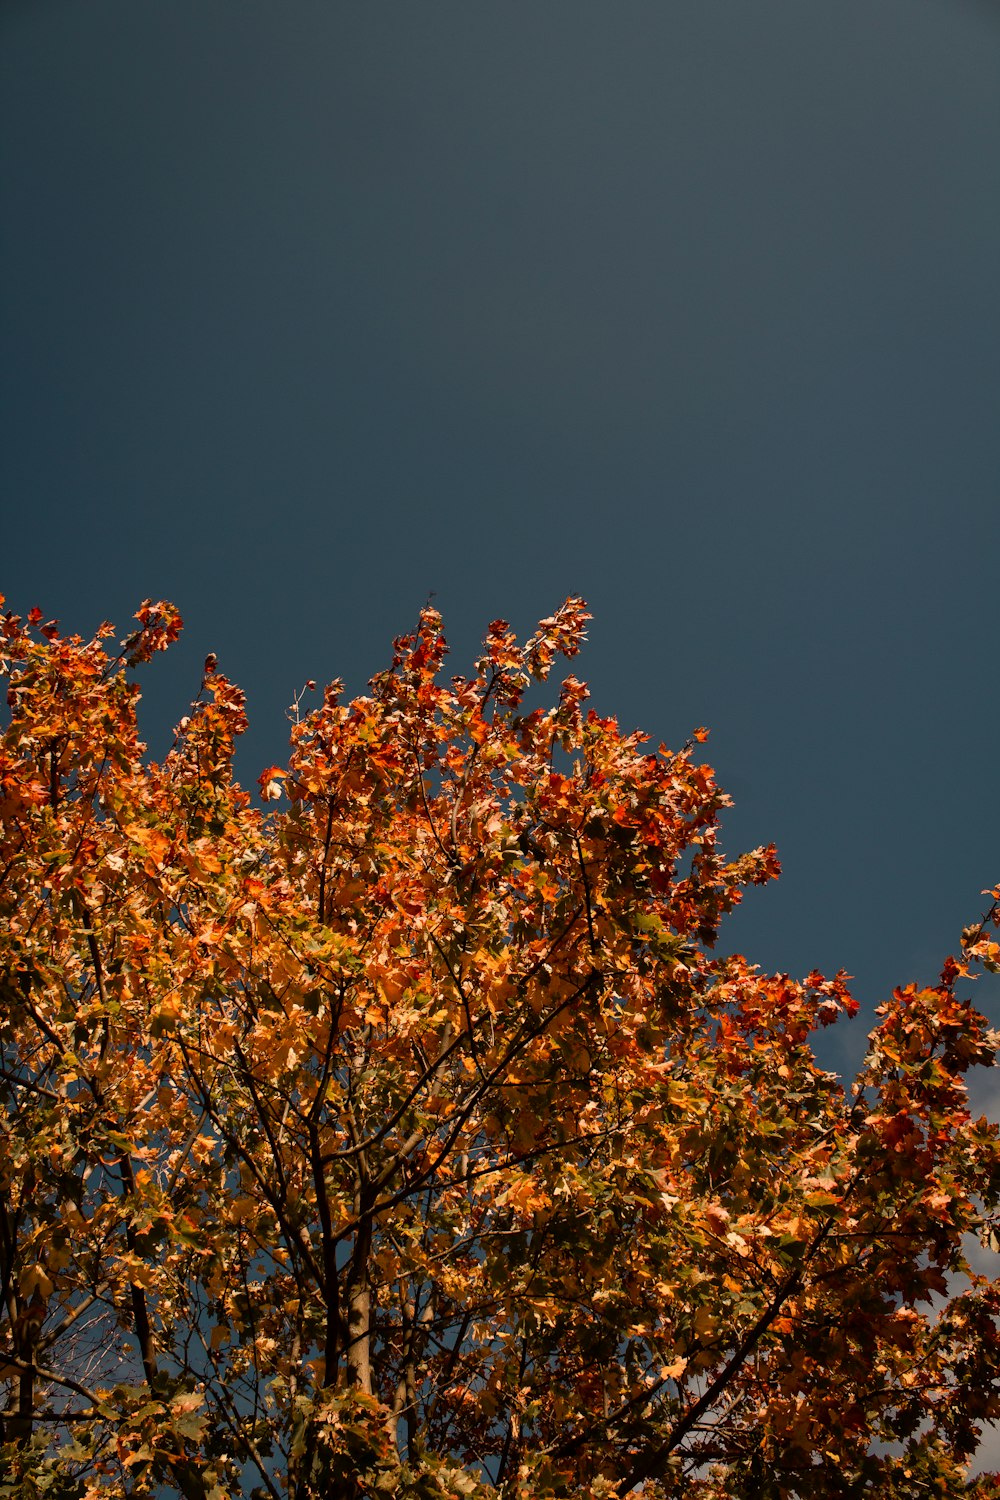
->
2;595;1000;1497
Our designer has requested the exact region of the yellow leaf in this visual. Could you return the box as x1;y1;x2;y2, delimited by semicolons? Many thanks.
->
20;1264;53;1299
692;1306;717;1340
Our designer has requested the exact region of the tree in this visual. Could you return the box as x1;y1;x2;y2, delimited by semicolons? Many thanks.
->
1;594;999;1500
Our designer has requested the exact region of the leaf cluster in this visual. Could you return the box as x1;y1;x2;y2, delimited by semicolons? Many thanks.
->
1;593;999;1498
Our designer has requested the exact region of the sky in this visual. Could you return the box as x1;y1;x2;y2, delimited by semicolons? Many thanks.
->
2;0;999;1085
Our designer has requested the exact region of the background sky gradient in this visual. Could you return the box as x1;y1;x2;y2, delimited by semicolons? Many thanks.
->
2;0;999;1090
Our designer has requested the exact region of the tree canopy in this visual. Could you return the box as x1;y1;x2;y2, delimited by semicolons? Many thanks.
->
2;595;1000;1499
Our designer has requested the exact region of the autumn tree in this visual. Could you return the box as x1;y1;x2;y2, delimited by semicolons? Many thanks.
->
2;594;1000;1499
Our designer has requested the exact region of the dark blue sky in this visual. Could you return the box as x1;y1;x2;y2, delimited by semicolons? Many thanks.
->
3;0;999;1071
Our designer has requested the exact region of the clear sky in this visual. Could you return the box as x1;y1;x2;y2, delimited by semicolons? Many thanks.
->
2;0;998;1078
